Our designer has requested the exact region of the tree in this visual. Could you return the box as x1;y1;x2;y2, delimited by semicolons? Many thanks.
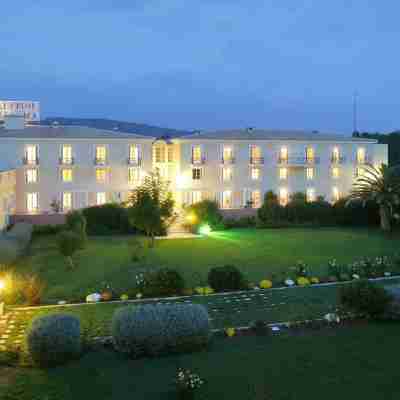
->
184;199;223;232
128;171;175;247
257;191;285;224
66;210;87;249
56;230;82;269
347;164;400;232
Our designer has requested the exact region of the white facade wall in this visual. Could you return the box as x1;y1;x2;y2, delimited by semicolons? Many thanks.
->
0;169;16;229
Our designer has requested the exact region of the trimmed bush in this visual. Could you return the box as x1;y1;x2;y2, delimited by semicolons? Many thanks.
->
66;210;87;248
56;230;83;269
112;303;211;358
33;224;66;237
339;280;392;318
208;265;247;292
184;200;223;232
143;268;185;297
27;314;81;367
6;222;33;251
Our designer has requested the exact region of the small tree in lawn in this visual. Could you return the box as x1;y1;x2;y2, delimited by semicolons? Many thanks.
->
347;164;400;232
128;170;175;247
56;231;82;269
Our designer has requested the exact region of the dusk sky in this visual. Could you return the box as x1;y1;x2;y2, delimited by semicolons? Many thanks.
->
1;1;399;133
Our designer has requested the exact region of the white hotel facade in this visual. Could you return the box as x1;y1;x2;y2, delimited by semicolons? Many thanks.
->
0;116;388;224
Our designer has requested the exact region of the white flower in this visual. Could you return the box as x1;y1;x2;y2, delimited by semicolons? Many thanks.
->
384;272;391;277
285;279;295;287
324;313;340;323
352;274;360;280
136;293;143;299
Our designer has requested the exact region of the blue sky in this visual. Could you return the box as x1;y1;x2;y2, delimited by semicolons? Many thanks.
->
1;1;399;132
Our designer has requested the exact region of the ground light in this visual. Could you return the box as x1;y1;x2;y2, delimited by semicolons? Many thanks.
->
199;224;212;235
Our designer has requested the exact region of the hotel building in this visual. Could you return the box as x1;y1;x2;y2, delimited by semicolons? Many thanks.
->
0;100;40;122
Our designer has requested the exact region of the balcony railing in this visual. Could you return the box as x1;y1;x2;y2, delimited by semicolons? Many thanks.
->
221;157;235;164
127;158;142;166
250;157;264;165
191;157;206;165
94;158;107;166
23;157;39;166
331;156;346;164
59;157;74;165
278;156;320;166
356;155;373;165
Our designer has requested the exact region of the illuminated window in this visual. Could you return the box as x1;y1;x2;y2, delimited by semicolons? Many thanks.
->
129;145;139;164
153;145;165;163
25;145;38;164
332;167;340;179
95;146;107;164
332;187;340;202
279;167;288;180
192;191;202;204
355;167;364;177
279;147;288;162
96;168;107;183
62;145;73;164
26;169;38;183
306;188;316;202
128;167;140;184
251;167;260;180
279;188;288;206
167;146;174;163
306;147;314;163
357;148;365;164
306;167;314;180
222;167;232;182
192;168;202;180
222;146;234;163
251;190;261;208
26;192;38;212
250;145;262;163
192;146;202;163
62;168;73;182
332;147;340;163
96;192;106;205
222;191;232;209
62;192;72;210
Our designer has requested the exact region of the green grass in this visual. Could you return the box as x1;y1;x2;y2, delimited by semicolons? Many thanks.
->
2;322;400;400
14;227;400;303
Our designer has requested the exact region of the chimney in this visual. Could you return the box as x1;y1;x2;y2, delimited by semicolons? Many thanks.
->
4;114;25;130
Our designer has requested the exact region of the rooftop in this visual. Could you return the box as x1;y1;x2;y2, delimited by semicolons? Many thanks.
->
0;125;155;140
181;128;377;142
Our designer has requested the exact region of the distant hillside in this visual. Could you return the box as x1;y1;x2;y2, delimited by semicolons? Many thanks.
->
38;117;189;137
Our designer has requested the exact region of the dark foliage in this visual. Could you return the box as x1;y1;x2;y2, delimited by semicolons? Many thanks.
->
208;265;247;292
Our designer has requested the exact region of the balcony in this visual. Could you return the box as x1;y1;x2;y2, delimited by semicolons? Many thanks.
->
356;155;373;165
22;157;39;166
127;158;142;166
331;156;346;164
278;155;320;166
250;157;264;165
94;158;107;166
221;157;235;164
191;157;206;165
59;157;74;165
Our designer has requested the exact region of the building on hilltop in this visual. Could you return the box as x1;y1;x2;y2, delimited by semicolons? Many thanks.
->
0;100;40;122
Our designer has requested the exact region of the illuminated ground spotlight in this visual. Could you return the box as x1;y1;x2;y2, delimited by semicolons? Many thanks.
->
199;224;211;235
185;213;197;224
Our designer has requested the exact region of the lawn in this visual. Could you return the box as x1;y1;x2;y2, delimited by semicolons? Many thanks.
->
13;227;400;303
2;322;400;400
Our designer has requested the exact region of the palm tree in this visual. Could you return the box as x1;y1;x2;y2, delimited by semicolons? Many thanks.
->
347;164;400;231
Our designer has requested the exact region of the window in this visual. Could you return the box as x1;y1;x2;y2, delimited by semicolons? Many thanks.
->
357;148;365;164
251;167;260;180
251;190;261;208
95;145;107;164
306;188;316;202
192;168;202;180
222;167;232;182
306;167;314;180
332;167;340;179
279;167;288;180
96;168;107;183
62;192;72;211
332;147;340;163
26;192;38;213
62;168;73;182
355;167;364;177
279;147;288;162
222;146;234;163
128;167;140;184
129;145;139;164
332;187;340;202
26;169;38;184
192;191;202;204
279;188;288;206
96;192;106;205
250;145;262;163
62;145;73;164
222;191;232;209
192;146;202;163
306;147;314;163
167;146;174;162
25;145;38;164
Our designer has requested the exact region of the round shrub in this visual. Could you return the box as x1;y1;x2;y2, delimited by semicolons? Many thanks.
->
208;265;246;292
112;303;211;358
144;268;185;297
27;314;81;367
260;279;272;289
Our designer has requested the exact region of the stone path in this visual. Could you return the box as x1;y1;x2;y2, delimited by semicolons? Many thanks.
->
0;310;31;352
